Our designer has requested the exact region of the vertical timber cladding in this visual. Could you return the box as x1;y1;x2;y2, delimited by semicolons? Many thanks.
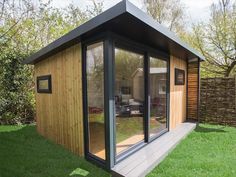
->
187;60;199;120
34;44;84;156
170;55;187;130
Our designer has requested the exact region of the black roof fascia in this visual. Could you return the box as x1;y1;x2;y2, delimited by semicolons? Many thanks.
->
125;0;205;60
23;0;204;64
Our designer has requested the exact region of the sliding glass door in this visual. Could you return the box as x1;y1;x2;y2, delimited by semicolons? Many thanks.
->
113;46;169;159
83;34;169;167
149;56;168;138
114;47;145;156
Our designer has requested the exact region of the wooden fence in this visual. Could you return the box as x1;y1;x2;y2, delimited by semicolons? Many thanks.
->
200;76;236;126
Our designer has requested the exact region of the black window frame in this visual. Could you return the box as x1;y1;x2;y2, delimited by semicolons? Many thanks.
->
175;68;185;85
82;31;170;170
82;35;107;168
36;75;52;93
148;54;170;142
113;43;146;163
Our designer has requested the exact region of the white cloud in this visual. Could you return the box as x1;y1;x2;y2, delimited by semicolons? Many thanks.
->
181;0;214;23
182;0;213;8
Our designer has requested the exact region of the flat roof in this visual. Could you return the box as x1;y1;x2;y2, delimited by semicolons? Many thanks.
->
23;0;205;64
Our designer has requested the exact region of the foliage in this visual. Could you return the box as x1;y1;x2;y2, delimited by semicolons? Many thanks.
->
0;0;104;124
1;0;235;125
188;0;236;77
0;125;110;177
0;51;35;124
148;124;236;177
143;0;186;34
115;48;144;81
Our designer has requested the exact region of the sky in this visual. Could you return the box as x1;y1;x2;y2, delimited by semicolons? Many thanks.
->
48;0;215;23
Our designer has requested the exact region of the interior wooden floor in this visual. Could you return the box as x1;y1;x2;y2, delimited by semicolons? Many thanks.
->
90;119;166;159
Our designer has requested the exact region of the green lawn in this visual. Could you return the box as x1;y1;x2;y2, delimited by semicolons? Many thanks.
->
148;124;236;177
0;125;110;177
1;124;235;177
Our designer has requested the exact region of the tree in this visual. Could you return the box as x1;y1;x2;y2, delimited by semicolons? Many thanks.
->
0;0;104;124
64;0;103;30
0;51;35;124
65;4;89;27
0;0;34;51
0;0;104;54
191;0;236;77
143;0;185;33
86;0;103;17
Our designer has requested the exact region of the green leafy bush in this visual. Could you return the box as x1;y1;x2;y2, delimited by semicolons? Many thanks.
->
0;51;35;125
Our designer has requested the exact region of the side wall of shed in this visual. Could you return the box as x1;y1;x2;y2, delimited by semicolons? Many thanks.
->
34;43;84;156
170;56;187;130
187;61;199;120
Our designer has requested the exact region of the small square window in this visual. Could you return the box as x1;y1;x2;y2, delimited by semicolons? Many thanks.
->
175;68;185;85
37;75;52;93
121;87;131;94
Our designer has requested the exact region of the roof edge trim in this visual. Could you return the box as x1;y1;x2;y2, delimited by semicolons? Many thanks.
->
23;0;205;64
125;0;205;61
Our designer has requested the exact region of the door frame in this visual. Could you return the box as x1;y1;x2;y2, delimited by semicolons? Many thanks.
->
112;33;170;163
82;31;170;169
148;52;170;142
82;32;111;169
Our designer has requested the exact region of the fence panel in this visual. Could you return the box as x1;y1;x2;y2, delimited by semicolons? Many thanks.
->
200;77;236;126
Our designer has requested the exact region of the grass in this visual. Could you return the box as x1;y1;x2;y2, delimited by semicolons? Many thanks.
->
0;125;110;177
1;124;235;177
147;124;236;177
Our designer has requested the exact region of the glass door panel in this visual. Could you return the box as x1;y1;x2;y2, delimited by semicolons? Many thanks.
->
149;57;168;138
114;48;145;156
86;42;106;160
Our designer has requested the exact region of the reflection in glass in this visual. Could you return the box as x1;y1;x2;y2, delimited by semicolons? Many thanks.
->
149;57;167;137
86;42;105;159
115;48;144;155
38;80;49;90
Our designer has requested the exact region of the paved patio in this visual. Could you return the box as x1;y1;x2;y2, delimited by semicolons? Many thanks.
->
112;122;197;177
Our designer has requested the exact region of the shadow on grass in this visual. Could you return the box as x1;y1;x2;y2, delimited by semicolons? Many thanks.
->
0;125;109;177
195;124;226;133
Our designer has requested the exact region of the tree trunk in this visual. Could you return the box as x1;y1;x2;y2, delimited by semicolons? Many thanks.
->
225;60;236;77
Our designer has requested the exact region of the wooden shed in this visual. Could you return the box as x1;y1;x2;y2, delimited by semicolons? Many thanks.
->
24;0;204;171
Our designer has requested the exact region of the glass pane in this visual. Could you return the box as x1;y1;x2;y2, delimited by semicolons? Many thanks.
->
149;57;167;137
38;80;49;90
86;42;105;160
115;48;144;155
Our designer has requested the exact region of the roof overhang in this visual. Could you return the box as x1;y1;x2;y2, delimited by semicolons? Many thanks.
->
23;0;205;64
